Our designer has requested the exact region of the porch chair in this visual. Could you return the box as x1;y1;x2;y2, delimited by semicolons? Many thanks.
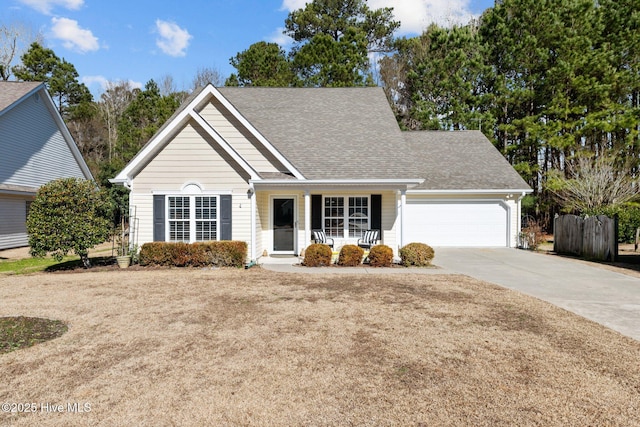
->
357;229;379;250
312;230;334;249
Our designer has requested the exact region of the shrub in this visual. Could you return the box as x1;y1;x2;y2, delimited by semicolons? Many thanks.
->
303;243;332;267
139;241;247;268
337;244;364;266
368;244;393;267
399;242;435;267
27;177;113;268
519;220;546;250
586;204;640;243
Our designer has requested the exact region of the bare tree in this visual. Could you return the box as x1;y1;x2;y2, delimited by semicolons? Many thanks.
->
192;66;223;90
548;155;639;212
99;81;136;161
158;73;178;96
0;21;43;80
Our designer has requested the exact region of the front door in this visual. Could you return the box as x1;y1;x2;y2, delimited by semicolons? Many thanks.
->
273;198;295;253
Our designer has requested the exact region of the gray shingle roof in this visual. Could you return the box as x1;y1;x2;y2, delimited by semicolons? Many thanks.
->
0;81;42;112
218;87;530;191
123;84;531;192
218;87;416;181
402;131;531;190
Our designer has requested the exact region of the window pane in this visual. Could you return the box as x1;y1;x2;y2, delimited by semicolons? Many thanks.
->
169;221;190;242
169;196;190;220
168;196;190;241
323;197;344;238
196;221;217;241
348;197;369;238
195;196;217;241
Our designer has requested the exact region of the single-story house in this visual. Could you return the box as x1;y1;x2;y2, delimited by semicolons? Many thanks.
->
112;84;532;262
0;81;93;250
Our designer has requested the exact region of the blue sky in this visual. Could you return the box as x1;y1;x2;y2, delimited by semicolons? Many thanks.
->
2;0;495;97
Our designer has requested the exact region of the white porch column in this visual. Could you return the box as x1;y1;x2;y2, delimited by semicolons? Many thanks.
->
250;184;257;261
400;189;406;249
304;190;311;250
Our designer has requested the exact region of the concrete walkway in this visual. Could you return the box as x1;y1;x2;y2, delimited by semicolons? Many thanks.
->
434;248;640;341
260;249;640;341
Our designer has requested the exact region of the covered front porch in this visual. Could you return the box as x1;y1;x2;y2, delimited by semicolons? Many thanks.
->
249;179;423;262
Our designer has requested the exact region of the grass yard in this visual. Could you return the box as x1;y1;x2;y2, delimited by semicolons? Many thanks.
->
0;268;639;426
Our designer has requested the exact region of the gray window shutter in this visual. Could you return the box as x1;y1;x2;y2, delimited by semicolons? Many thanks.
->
220;195;232;240
371;194;382;235
311;195;322;230
153;195;165;241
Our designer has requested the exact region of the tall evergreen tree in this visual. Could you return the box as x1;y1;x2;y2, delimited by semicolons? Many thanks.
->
225;42;295;87
12;42;93;118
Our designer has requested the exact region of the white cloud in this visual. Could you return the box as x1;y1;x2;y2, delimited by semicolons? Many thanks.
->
19;0;83;15
155;19;192;57
50;17;99;53
280;0;477;34
280;0;307;11
267;27;294;48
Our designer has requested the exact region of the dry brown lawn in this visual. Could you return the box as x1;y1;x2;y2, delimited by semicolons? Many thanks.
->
0;268;639;426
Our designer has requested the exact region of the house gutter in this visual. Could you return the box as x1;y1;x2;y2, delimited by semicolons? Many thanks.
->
407;188;533;194
109;178;132;190
251;178;424;190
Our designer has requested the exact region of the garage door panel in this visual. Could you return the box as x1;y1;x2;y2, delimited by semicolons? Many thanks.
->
406;200;508;247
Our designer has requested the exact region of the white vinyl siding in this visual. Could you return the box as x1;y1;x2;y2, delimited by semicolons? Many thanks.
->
0;90;86;188
131;121;252;257
198;100;285;174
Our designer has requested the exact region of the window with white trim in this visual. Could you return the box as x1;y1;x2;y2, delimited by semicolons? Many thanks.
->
323;196;369;238
348;196;369;238
168;195;218;242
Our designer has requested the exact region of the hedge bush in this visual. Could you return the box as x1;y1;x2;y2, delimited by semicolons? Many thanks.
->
303;243;332;267
585;204;640;243
399;242;435;267
139;241;247;268
368;244;393;267
337;244;364;266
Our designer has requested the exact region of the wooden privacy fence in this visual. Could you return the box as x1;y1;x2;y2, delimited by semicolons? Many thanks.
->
554;214;618;261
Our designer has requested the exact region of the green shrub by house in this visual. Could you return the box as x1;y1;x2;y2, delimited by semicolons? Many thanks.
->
337;244;364;266
368;244;393;267
139;241;247;268
303;243;332;267
399;242;435;267
27;177;113;268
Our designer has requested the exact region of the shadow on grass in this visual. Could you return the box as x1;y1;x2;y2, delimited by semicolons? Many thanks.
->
45;256;116;272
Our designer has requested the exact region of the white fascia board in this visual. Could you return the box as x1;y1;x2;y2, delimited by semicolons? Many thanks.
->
40;88;94;181
189;111;260;180
208;85;305;180
113;87;216;182
251;178;424;190
407;189;533;195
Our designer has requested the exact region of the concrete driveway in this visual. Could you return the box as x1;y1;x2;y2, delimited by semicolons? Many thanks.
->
434;248;640;342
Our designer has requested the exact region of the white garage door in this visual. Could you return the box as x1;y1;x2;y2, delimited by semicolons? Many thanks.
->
405;200;508;247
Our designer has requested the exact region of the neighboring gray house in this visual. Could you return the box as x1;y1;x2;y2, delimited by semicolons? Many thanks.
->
0;81;93;249
112;84;531;262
